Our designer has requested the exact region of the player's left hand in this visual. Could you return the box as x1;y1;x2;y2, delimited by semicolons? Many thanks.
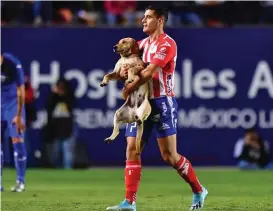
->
120;64;129;80
12;115;25;134
122;75;140;100
122;87;129;100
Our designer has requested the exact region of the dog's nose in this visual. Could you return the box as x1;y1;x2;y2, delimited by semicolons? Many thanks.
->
113;45;118;52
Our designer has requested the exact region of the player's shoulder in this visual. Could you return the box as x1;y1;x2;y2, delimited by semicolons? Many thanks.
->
159;34;177;48
3;53;22;66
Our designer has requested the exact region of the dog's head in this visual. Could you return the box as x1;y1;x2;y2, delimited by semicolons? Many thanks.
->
113;38;139;57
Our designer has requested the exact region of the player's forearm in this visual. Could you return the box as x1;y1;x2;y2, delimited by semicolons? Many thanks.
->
126;68;153;94
139;68;154;85
17;85;25;117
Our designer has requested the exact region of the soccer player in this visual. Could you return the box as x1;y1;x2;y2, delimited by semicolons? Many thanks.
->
106;5;208;211
1;53;27;192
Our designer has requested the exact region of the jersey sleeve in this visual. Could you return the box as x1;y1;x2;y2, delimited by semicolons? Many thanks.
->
4;53;24;86
150;40;176;69
16;61;24;87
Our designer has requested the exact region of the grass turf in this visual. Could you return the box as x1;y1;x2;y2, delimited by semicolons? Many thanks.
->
1;168;273;211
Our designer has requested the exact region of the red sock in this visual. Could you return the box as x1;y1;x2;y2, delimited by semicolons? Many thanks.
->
125;160;142;203
174;156;202;193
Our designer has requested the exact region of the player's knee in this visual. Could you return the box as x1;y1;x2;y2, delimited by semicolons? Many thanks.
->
161;151;177;165
12;137;24;144
126;139;140;161
13;150;27;159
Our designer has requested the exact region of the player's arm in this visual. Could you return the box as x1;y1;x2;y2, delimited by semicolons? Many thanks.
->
17;84;25;117
15;61;25;117
122;64;160;98
13;58;26;133
122;41;176;98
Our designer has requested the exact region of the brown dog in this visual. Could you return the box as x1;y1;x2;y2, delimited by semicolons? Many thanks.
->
100;37;151;154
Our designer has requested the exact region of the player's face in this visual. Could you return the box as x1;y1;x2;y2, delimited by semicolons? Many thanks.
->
142;9;163;34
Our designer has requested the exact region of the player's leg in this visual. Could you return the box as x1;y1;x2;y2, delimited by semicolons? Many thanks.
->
1;122;5;191
8;108;27;192
11;136;27;192
106;120;154;211
157;135;208;210
155;97;208;210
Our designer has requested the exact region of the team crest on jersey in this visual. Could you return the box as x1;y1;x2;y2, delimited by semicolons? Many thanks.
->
150;45;157;54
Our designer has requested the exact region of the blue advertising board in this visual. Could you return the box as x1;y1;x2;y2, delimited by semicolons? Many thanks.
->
2;27;273;166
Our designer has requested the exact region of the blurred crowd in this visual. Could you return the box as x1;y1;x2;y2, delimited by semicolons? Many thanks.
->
1;1;273;27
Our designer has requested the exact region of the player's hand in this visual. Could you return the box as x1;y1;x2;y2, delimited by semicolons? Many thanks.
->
122;75;140;100
12;115;25;134
120;64;129;80
122;87;129;100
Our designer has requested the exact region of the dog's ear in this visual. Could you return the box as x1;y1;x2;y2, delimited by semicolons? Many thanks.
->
131;40;139;55
139;48;144;59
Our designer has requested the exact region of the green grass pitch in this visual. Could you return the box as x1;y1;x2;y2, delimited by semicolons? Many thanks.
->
1;168;273;211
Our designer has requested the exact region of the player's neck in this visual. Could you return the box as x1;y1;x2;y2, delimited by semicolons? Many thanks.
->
148;29;164;43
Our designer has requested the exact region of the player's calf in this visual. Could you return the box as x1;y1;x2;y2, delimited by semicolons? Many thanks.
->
12;138;27;187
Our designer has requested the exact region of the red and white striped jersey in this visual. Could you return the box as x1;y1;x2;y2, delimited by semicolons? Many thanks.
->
138;33;177;99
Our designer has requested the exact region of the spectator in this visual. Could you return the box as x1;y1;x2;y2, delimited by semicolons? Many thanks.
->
75;1;102;26
1;1;21;25
167;1;203;27
195;0;228;27
45;78;76;169
135;1;151;26
1;1;272;27
234;128;273;170
104;0;136;26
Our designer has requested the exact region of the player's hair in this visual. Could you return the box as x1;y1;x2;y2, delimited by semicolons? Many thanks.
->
145;5;169;23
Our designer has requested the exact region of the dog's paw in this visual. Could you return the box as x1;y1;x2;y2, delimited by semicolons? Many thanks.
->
100;82;107;87
104;137;114;144
125;79;134;85
128;79;134;83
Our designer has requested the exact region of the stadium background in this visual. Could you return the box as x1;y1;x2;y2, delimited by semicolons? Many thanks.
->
2;27;273;168
1;1;273;168
1;1;273;211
